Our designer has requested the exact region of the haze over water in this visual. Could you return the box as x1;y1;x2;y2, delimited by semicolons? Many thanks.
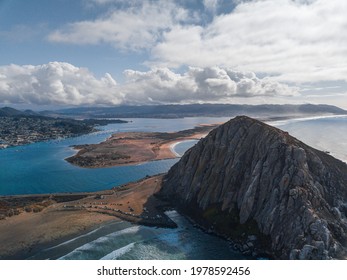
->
272;115;347;163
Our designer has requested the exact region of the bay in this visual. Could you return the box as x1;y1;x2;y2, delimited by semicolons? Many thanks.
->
0;117;230;195
1;115;346;196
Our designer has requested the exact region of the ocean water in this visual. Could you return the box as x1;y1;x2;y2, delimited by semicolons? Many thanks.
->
270;115;347;163
1;115;346;196
28;211;246;260
0;117;229;195
1;115;347;260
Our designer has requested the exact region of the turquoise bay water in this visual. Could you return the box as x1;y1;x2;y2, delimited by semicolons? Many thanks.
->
0;117;229;195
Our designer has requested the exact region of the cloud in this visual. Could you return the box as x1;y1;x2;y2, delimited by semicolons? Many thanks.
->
0;62;298;106
119;66;298;105
0;62;121;106
203;0;220;13
46;0;347;85
85;0;136;6
148;0;347;83
48;1;193;51
86;0;115;4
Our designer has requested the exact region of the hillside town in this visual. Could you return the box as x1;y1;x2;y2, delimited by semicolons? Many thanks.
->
0;116;96;149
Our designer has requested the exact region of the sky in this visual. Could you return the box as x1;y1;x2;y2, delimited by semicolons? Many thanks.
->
0;0;347;109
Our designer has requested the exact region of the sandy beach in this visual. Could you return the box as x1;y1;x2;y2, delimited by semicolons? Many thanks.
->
65;124;218;168
169;141;183;157
0;174;171;259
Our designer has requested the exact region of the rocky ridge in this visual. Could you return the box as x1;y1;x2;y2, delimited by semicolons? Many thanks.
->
159;116;347;259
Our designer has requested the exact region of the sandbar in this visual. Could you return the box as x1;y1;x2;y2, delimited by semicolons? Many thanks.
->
65;124;218;168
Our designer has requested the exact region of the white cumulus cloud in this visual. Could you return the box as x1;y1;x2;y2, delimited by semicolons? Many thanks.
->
124;66;298;103
149;0;347;83
0;63;298;106
3;0;347;107
0;62;122;106
46;0;347;85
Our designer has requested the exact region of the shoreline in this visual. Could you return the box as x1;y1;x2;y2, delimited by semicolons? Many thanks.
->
169;141;184;157
65;125;217;168
2;114;346;259
28;219;133;260
169;139;201;157
0;174;174;260
265;113;347;126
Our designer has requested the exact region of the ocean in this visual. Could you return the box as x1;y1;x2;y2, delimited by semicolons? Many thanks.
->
1;115;346;260
270;115;347;163
28;210;247;260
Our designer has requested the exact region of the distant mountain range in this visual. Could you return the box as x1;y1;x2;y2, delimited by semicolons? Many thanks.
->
1;104;347;120
0;107;39;117
40;104;347;119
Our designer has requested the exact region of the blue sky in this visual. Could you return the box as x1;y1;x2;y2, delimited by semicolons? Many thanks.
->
1;0;347;109
0;0;150;78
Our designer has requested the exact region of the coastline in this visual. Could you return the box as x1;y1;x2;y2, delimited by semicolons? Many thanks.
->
65;125;216;168
169;141;183;157
265;113;347;126
2;114;347;259
169;139;202;157
0;174;174;260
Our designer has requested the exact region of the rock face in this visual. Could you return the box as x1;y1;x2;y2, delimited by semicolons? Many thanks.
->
159;116;347;259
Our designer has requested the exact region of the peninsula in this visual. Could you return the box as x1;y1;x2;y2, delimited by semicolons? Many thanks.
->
66;124;218;168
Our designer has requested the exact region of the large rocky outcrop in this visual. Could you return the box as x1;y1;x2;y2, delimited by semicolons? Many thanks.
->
159;116;347;259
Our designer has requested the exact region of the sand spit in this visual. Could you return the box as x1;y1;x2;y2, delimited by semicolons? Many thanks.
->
65;124;218;168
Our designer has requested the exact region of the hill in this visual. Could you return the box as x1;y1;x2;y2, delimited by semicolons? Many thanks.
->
159;116;347;259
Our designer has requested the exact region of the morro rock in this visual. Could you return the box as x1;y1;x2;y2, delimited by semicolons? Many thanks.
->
159;116;347;259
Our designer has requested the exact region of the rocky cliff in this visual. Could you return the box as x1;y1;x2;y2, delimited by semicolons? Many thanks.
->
159;116;347;259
